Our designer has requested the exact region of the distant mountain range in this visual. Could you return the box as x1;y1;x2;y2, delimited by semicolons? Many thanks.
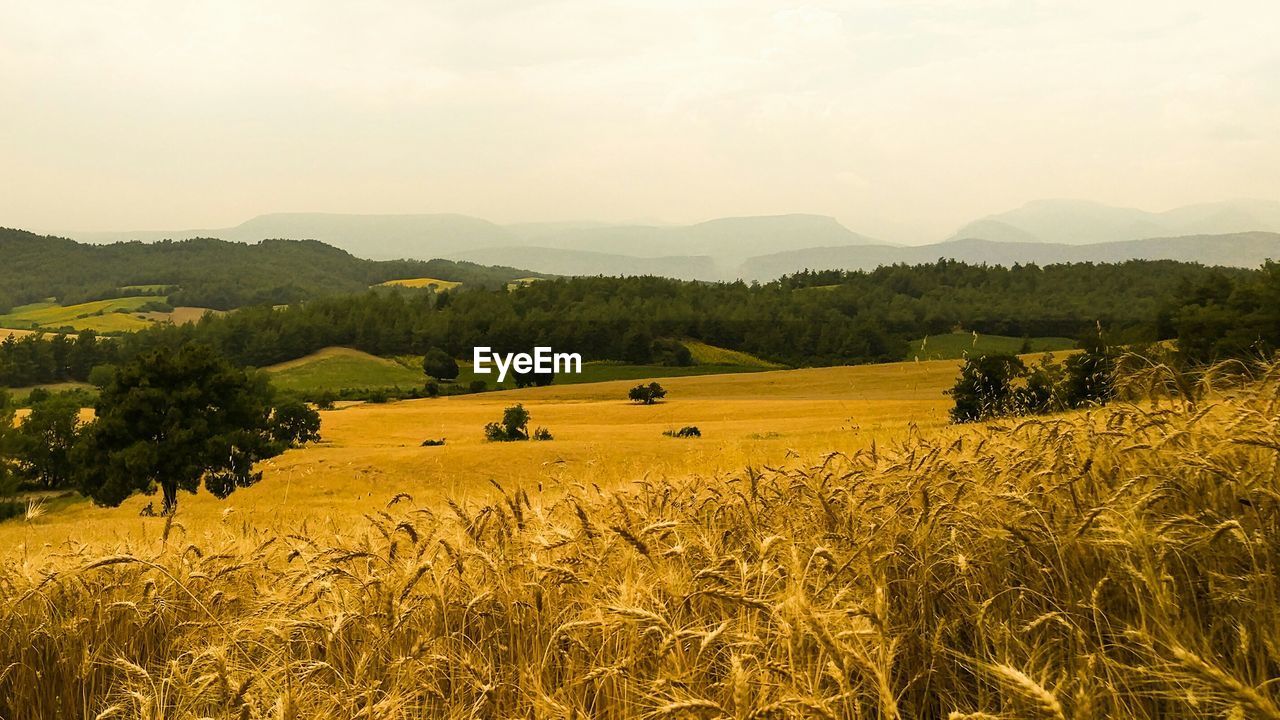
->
947;198;1280;245
64;199;1280;281
740;232;1280;281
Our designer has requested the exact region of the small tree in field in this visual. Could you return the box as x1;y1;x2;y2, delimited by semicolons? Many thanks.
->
628;382;667;405
946;354;1025;423
422;347;459;381
74;344;319;514
483;404;553;442
485;404;531;442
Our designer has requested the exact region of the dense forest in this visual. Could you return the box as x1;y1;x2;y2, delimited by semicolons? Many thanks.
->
2;258;1273;388
0;228;537;310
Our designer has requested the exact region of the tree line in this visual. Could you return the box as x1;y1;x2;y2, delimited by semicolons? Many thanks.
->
1;259;1274;391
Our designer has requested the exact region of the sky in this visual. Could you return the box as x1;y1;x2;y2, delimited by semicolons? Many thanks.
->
2;0;1279;243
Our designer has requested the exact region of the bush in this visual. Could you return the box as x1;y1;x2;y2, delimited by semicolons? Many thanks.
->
468;380;487;393
314;391;336;411
949;342;1118;423
138;300;174;313
663;425;701;438
628;382;667;405
420;438;446;447
365;388;389;404
532;427;553;441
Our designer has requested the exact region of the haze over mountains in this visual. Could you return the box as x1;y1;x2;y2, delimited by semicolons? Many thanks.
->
66;199;1280;282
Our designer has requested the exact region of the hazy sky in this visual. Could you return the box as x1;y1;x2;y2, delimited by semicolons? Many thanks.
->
3;0;1279;243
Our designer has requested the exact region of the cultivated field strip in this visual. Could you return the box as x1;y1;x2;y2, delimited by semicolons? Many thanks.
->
1;369;1278;718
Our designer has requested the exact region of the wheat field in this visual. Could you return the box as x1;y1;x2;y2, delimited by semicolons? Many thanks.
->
1;361;1278;718
2;359;963;550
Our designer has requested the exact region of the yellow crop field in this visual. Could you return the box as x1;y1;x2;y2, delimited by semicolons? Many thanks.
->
376;277;462;291
2;358;963;548
0;296;158;332
2;361;1276;718
0;327;37;340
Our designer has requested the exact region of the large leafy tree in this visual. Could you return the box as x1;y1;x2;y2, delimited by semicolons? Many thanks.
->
74;343;315;514
14;394;83;490
422;347;460;380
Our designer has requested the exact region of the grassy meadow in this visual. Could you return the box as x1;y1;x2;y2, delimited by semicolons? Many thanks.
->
908;331;1077;360
264;347;427;393
2;360;1277;718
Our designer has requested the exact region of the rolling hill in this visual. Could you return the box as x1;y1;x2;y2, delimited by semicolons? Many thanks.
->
0;227;538;309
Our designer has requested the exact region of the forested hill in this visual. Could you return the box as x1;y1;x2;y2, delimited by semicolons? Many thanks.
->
0;227;538;311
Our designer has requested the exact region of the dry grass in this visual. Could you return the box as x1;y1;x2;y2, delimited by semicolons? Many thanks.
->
1;361;1278;718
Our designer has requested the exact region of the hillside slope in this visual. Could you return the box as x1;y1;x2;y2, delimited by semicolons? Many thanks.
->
0;227;537;309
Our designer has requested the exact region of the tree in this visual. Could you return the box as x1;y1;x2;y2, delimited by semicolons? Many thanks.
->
628;382;668;405
0;391;20;509
14;395;82;490
422;347;459;380
947;355;1025;423
650;338;692;366
484;404;531;442
73;344;300;514
270;400;322;447
512;368;554;388
1062;337;1117;408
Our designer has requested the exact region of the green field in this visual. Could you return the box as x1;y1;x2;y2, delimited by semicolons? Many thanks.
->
681;339;783;368
908;332;1077;360
264;348;425;393
0;296;159;333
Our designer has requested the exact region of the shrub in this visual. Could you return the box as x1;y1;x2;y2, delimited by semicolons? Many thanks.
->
663;425;701;438
420;438;446;447
532;427;553;441
468;380;487;393
628;382;667;405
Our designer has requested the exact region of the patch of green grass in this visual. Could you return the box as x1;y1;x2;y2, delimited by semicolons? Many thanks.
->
265;348;426;393
5;382;95;404
907;332;1076;360
681;340;783;368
